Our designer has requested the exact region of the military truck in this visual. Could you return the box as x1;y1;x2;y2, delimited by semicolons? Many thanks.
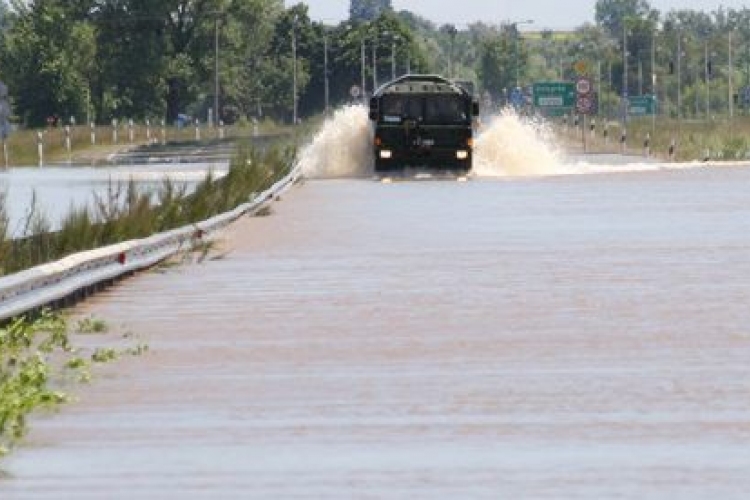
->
368;75;479;173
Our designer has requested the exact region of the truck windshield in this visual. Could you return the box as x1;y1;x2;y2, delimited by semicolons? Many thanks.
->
380;94;468;124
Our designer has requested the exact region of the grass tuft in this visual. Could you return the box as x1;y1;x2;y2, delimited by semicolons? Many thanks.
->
0;143;292;277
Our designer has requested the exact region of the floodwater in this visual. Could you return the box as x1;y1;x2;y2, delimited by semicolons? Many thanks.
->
2;109;750;498
0;162;228;236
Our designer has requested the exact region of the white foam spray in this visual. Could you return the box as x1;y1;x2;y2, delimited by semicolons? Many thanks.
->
473;108;565;177
297;105;372;178
294;104;707;180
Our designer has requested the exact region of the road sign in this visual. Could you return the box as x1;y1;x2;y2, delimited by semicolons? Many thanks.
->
576;77;592;96
628;95;656;116
576;95;594;114
350;85;361;99
509;87;525;107
574;60;588;76
533;82;576;109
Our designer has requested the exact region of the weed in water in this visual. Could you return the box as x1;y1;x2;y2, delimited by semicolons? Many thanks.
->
91;348;118;363
1;142;291;277
76;316;109;334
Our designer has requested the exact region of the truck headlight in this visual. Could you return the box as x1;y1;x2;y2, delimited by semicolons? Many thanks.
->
380;150;393;159
456;150;469;160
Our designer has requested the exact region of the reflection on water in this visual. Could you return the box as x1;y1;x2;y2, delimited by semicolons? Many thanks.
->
0;162;227;236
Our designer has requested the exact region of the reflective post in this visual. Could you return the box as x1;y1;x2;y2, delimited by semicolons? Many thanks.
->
37;131;44;167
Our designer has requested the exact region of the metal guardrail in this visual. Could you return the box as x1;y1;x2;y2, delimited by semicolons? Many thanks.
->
0;166;301;322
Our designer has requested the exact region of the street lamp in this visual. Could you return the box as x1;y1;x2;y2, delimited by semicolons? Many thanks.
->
214;12;221;129
372;31;378;92
446;25;458;78
511;20;534;88
292;14;298;125
323;27;330;115
391;34;400;81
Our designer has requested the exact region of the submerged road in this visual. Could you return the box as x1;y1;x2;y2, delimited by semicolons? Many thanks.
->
3;167;750;498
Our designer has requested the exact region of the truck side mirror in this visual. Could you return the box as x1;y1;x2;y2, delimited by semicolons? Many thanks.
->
472;101;480;117
369;97;379;121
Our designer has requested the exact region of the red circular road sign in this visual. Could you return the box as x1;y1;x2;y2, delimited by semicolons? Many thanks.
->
576;95;593;114
576;77;592;96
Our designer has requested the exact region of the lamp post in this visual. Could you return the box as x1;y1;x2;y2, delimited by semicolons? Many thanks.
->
292;14;298;125
446;25;458;78
214;13;220;129
391;35;400;81
323;28;330;115
372;32;378;92
511;20;533;88
361;37;367;103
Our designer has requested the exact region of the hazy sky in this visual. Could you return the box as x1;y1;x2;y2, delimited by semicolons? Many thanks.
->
302;0;749;29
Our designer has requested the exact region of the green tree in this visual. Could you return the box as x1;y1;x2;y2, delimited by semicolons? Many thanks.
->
595;0;658;40
349;0;391;22
0;0;97;126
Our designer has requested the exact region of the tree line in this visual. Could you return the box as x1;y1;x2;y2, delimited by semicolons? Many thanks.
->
2;0;750;129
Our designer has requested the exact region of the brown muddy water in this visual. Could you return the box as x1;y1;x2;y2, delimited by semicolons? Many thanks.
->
2;109;750;498
3;166;750;498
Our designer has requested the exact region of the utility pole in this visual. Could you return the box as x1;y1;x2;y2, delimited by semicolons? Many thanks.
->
512;20;533;88
651;27;657;134
705;38;710;120
372;34;378;92
292;15;298;125
729;31;734;120
622;21;628;126
324;31;330;115
677;33;682;124
391;37;397;81
214;14;220;129
361;38;367;103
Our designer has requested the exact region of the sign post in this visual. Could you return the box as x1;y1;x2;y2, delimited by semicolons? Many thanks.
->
575;77;594;153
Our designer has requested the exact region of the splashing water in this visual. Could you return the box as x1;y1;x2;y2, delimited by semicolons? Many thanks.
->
297;105;372;178
473;109;564;177
295;105;700;179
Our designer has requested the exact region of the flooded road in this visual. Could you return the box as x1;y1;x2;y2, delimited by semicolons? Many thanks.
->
3;165;750;498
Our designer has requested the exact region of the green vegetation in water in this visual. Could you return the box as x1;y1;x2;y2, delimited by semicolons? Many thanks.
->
0;143;295;277
76;316;109;334
0;312;73;457
0;311;150;459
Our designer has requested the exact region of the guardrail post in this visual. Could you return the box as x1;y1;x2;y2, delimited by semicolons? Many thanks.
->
643;133;650;158
128;119;134;144
620;129;627;154
112;119;118;144
668;139;676;161
161;119;166;145
37;131;44;167
146;119;151;144
603;123;609;146
219;120;225;140
90;122;96;145
195;119;201;141
3;138;8;169
65;125;72;162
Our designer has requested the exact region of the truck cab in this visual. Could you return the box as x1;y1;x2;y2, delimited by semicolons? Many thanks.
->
368;75;479;173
